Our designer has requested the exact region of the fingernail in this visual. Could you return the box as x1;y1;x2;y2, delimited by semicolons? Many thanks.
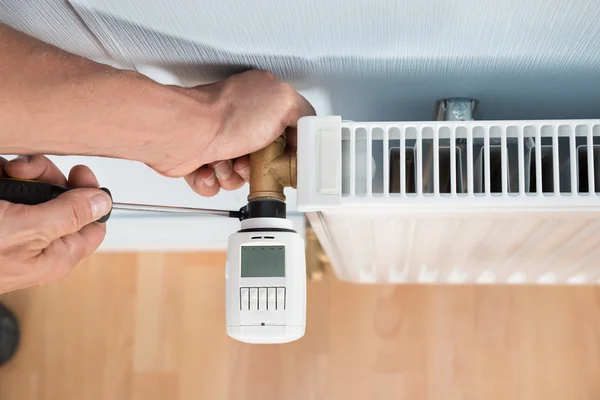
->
213;160;232;179
204;172;217;187
91;193;112;219
12;155;30;163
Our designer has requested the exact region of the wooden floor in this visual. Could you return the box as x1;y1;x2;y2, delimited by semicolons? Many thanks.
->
1;253;600;399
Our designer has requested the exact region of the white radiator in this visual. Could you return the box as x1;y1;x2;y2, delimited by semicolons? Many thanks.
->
297;116;600;284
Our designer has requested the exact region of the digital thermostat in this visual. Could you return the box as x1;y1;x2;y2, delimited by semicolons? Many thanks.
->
226;215;306;344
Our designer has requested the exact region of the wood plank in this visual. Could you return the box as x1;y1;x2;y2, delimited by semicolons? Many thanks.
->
2;253;600;399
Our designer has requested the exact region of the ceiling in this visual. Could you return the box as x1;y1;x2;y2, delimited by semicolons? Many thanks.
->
3;0;600;121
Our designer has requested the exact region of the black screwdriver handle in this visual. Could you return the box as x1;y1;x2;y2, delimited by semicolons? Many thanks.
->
0;178;113;223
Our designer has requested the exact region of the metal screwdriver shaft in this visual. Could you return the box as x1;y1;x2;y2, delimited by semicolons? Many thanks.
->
112;202;242;219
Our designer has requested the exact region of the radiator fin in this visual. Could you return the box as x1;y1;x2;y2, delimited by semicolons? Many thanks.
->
341;122;600;200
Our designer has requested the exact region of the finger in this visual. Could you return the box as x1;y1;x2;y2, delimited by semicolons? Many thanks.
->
211;160;245;191
25;188;112;239
218;172;245;191
233;156;250;182
285;127;297;152
184;167;220;197
0;157;7;178
5;155;68;186
38;222;106;284
68;165;100;188
211;160;232;181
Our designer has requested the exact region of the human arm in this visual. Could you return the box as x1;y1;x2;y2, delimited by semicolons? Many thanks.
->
0;24;315;196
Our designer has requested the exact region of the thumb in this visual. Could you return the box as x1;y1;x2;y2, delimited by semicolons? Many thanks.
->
31;188;112;239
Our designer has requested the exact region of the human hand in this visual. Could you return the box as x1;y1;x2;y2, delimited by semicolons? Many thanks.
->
0;155;112;294
142;70;316;196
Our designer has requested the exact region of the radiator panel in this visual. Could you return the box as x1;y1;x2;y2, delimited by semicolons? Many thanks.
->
298;117;600;284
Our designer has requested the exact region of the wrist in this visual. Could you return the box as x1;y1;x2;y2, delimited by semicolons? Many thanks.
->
118;77;222;171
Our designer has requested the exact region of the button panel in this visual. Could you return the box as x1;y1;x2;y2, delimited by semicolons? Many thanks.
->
258;288;267;310
276;288;285;310
240;288;249;310
267;288;277;310
240;287;285;311
249;288;258;311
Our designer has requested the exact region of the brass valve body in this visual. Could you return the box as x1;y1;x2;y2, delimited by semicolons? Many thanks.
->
248;136;297;202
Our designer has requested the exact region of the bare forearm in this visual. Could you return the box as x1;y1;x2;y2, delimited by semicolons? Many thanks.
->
0;24;216;164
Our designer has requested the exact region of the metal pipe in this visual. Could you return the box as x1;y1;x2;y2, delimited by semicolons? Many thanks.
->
435;98;477;121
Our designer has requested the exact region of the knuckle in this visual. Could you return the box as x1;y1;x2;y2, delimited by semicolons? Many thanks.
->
279;86;300;111
233;163;250;175
257;69;276;80
198;185;218;197
280;81;295;94
69;197;92;230
190;178;205;195
197;184;220;197
26;229;51;249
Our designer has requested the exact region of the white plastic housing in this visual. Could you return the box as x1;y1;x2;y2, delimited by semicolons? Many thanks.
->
298;116;600;284
226;217;306;344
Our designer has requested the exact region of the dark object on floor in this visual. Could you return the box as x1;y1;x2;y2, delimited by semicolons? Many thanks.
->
0;303;19;366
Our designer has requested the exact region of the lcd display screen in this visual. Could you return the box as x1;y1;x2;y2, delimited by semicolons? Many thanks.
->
241;246;286;278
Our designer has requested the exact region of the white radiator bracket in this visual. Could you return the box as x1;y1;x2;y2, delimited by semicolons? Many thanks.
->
297;116;342;210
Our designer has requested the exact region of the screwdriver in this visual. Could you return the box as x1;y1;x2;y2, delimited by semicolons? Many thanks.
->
0;178;244;223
